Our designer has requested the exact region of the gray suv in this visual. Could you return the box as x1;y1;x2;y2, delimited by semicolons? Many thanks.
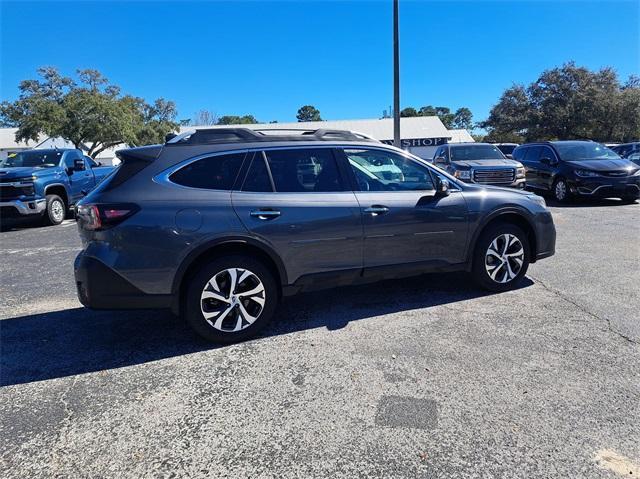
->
74;128;555;343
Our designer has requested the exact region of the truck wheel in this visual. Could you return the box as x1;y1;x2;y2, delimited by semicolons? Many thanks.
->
472;222;530;292
43;194;66;226
184;255;278;343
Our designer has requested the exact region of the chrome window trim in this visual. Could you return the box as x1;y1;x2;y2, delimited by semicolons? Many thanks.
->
154;143;463;192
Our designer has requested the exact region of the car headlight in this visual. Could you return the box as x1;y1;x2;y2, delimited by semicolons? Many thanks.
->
516;166;525;178
575;169;599;177
526;194;546;208
454;170;471;180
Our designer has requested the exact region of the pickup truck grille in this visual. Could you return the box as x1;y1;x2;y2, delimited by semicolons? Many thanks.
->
0;184;35;200
473;168;515;185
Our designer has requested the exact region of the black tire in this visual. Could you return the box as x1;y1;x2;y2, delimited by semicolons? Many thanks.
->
552;177;571;203
472;222;530;292
43;194;66;226
184;255;278;343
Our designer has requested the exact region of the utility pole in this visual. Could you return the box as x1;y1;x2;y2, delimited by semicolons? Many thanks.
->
393;0;401;148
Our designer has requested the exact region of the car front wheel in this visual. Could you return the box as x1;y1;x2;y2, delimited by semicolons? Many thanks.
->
552;177;571;203
43;194;66;225
472;223;530;292
184;255;278;343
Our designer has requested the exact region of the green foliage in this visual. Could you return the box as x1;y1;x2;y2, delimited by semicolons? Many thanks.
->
296;105;322;122
216;115;258;125
400;107;418;117
481;62;640;142
0;67;178;158
400;104;474;131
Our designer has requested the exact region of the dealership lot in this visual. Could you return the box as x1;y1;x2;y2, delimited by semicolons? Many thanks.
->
1;201;639;478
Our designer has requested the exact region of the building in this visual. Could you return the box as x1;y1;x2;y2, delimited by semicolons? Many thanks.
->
0;117;473;165
0;128;120;165
183;117;474;159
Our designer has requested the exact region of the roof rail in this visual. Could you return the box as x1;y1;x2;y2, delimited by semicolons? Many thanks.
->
166;127;379;146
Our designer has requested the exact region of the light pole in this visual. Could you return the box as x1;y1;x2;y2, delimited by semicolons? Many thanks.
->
393;0;400;148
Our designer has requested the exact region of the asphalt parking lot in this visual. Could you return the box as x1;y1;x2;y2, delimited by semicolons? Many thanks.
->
1;200;639;478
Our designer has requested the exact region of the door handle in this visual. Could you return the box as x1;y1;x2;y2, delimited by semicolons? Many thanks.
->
250;209;281;220
364;205;389;215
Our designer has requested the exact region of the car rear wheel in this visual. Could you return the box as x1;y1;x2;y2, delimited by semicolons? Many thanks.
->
472;223;530;292
184;255;278;343
43;194;66;226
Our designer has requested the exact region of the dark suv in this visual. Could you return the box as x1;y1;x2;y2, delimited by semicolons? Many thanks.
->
513;141;640;202
433;143;526;188
74;128;556;343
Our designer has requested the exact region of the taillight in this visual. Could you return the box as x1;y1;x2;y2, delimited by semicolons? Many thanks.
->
77;203;139;230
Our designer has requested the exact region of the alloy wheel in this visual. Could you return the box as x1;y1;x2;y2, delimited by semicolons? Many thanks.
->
200;268;265;332
485;233;525;284
51;200;65;222
555;181;567;201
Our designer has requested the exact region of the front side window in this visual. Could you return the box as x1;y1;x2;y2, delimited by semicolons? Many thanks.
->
513;147;527;162
264;148;345;192
344;149;435;191
169;152;245;190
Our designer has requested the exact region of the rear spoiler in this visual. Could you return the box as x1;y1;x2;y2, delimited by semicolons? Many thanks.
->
115;145;163;163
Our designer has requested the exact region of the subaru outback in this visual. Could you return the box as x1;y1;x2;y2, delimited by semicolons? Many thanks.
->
74;128;556;343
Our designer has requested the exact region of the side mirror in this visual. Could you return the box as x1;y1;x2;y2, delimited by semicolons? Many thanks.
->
74;159;86;171
435;177;450;196
434;156;446;165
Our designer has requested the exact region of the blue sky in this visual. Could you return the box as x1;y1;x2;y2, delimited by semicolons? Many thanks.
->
1;1;638;125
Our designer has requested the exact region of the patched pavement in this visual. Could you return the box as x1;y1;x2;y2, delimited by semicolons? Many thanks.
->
1;201;638;478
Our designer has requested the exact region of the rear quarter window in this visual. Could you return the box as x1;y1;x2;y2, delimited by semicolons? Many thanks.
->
169;152;246;190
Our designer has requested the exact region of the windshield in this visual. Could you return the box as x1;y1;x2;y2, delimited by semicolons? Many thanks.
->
553;142;621;161
450;145;505;161
0;150;62;168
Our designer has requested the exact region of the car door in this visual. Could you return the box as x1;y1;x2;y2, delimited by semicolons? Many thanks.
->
339;147;469;272
231;147;363;285
537;146;559;189
520;146;542;189
62;151;93;203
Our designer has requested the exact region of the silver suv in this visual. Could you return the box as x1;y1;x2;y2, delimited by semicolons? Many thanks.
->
75;128;555;343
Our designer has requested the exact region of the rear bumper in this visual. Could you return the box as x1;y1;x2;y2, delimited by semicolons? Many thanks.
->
0;198;46;216
74;253;172;310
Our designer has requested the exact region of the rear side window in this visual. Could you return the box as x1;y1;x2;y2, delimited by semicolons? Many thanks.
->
242;152;273;192
264;148;345;192
169;152;245;190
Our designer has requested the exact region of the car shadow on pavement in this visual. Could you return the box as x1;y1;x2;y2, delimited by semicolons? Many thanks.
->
0;272;533;387
545;197;637;208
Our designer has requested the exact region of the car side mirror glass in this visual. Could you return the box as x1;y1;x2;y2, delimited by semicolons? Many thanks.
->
74;159;86;171
436;177;450;196
434;156;445;165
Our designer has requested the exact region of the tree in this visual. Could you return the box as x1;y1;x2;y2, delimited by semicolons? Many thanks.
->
216;115;258;125
296;105;322;122
452;107;474;131
400;107;418;117
0;67;178;157
192;109;217;126
481;62;640;142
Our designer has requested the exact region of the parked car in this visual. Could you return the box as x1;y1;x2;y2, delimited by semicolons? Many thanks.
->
610;142;640;166
432;143;526;188
513;141;640;203
0;149;114;225
494;143;519;159
74;128;556;343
